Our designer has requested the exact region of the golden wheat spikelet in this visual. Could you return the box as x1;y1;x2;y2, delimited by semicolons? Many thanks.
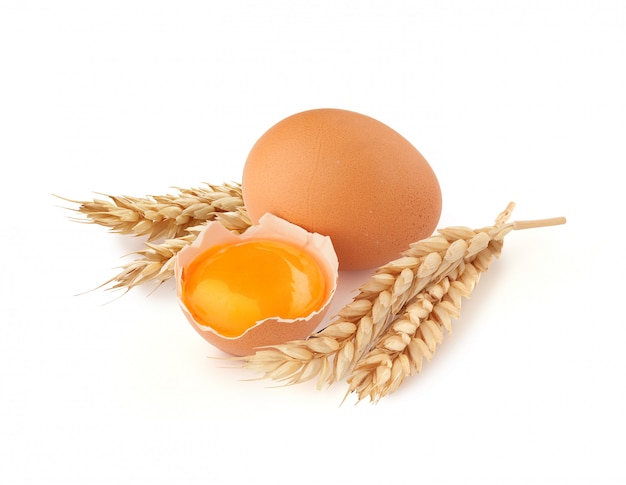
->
100;206;252;292
60;182;251;291
346;241;496;403
239;203;566;399
60;182;248;241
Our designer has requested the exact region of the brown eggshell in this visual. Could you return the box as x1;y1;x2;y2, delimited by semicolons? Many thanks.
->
175;213;339;356
241;108;442;270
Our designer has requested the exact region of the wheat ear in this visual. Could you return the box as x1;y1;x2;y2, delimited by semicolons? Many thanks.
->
240;203;566;395
239;236;457;389
59;182;248;241
101;208;252;291
345;239;498;403
59;182;251;291
346;211;569;403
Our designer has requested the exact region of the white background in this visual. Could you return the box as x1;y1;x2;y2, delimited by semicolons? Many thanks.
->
1;1;625;484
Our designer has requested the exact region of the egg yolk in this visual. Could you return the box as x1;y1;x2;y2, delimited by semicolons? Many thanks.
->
181;239;328;338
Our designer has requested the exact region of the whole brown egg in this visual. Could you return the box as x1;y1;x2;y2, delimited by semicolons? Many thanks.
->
241;108;442;270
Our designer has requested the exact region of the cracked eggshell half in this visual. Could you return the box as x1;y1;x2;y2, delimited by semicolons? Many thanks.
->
175;213;339;356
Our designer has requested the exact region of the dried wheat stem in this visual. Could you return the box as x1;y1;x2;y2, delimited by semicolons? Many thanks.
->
59;182;249;241
510;217;567;231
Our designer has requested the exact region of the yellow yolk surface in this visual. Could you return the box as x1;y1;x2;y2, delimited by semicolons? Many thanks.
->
180;239;328;338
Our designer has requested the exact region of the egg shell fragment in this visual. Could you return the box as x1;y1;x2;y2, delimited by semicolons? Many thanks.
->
175;213;339;356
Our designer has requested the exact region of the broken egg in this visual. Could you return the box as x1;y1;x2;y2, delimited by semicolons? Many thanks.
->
175;213;338;356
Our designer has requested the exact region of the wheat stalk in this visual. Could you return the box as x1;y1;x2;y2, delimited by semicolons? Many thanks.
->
59;182;248;241
59;182;251;291
100;208;252;291
240;203;566;398
346;239;497;403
